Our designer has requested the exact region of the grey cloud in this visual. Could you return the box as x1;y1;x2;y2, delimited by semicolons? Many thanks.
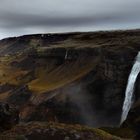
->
0;0;140;39
0;12;122;28
0;11;139;30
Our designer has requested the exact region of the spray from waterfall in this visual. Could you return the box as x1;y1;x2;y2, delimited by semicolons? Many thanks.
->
63;83;96;126
121;51;140;124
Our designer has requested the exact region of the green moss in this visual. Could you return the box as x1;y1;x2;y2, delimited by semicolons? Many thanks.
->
101;127;135;139
0;135;26;140
15;135;26;140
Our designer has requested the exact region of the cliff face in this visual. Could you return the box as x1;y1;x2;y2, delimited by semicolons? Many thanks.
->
0;30;140;132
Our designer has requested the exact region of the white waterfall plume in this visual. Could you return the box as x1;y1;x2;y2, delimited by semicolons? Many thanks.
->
121;51;140;124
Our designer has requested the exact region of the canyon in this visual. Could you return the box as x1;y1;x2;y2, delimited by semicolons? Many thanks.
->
0;29;140;139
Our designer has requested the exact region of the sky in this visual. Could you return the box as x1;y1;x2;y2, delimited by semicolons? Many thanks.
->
0;0;140;39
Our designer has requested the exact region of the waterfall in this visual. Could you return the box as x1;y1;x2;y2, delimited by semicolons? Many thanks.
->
121;51;140;124
65;50;68;60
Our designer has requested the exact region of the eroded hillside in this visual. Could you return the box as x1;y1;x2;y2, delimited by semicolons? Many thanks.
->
0;29;140;139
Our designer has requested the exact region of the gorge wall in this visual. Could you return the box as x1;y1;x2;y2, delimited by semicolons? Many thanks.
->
0;30;140;130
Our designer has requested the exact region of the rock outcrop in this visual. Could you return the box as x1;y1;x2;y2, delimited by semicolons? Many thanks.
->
0;122;122;140
0;103;19;132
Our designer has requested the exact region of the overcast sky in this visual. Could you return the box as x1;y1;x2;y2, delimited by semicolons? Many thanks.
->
0;0;140;39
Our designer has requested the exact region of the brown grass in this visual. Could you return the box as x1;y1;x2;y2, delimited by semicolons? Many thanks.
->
28;57;99;93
